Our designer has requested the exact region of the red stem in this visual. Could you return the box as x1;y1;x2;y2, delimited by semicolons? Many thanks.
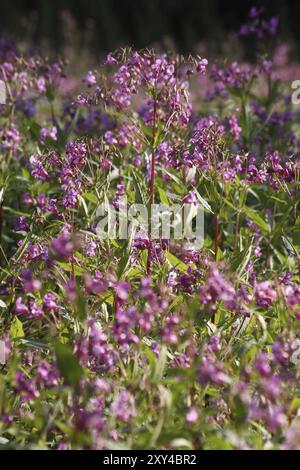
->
0;206;3;243
234;212;240;252
147;98;157;274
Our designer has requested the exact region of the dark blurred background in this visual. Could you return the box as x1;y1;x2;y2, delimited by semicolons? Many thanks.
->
0;0;299;55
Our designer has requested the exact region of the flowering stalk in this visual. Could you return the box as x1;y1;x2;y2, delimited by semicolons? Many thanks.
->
2;21;300;449
147;95;157;274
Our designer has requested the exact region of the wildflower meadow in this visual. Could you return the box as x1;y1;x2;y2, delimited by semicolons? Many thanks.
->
1;7;300;451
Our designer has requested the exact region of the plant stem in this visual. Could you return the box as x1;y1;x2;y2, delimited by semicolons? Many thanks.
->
147;97;157;274
149;100;157;206
214;213;219;261
212;213;219;324
0;206;2;246
234;211;240;252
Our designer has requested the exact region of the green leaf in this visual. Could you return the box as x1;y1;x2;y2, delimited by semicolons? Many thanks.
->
158;187;170;206
223;198;236;211
131;169;147;205
165;251;188;273
243;206;270;233
84;192;99;204
76;283;87;321
290;397;300;411
193;186;213;213
57;261;85;276
153;346;168;381
21;168;30;181
28;121;41;140
20;339;50;351
230;242;252;276
54;342;83;388
10;317;24;339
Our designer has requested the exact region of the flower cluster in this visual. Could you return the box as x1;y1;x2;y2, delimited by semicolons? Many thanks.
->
1;7;300;450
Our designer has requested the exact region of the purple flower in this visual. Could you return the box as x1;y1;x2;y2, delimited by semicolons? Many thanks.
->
43;293;58;313
254;352;272;377
39;126;57;144
14;371;39;402
66;140;88;167
74;319;116;373
261;376;282;401
196;58;208;75
110;390;136;423
182;191;198;206
228;115;242;141
23;278;41;293
255;281;277;309
15;216;29;232
36;77;46;93
104;53;117;65
115;281;130;302
1;126;20;154
36;194;57;214
62;188;80;208
198;354;230;387
28;300;43;319
266;406;287;431
85;239;97;258
51;232;74;260
22;192;33;205
14;297;29;316
82;71;97;87
199;266;235;309
186;407;198;423
37;361;59;387
30;155;49;181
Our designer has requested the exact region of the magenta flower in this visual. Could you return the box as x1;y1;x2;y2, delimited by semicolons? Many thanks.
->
111;390;136;423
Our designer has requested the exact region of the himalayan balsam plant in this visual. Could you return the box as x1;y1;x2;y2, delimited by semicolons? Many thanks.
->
0;8;300;450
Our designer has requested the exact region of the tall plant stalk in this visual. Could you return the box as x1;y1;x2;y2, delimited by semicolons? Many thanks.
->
147;96;157;274
234;211;240;252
